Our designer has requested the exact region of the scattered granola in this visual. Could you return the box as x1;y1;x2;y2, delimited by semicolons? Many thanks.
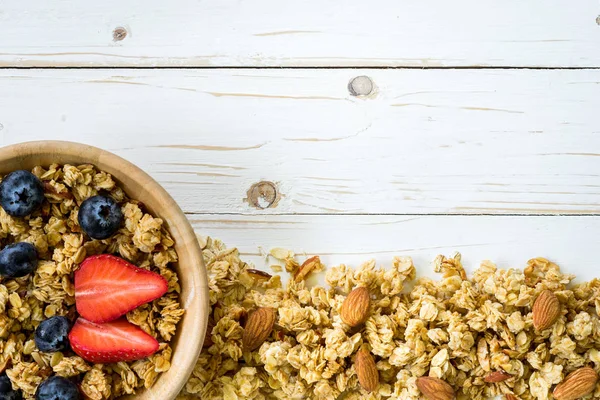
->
181;239;600;400
0;164;184;399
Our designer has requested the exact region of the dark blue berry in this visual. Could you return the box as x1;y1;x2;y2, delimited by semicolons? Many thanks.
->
0;170;44;217
77;195;123;240
0;242;37;278
35;376;79;400
35;316;70;352
0;373;22;400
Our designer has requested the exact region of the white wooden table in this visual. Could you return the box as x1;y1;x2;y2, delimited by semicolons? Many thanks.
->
1;1;599;279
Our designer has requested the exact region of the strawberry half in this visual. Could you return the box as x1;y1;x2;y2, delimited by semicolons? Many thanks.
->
75;254;168;323
69;317;159;363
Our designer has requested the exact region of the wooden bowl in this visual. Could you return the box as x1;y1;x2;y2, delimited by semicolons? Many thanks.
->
0;141;208;400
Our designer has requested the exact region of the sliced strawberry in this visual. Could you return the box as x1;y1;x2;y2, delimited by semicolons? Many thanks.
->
69;317;159;363
75;254;168;323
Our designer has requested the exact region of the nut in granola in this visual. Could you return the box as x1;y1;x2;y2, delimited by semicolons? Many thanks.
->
484;370;512;383
340;286;370;327
532;289;561;331
416;376;455;400
355;347;378;393
553;366;598;400
246;269;272;282
293;255;321;283
242;307;276;351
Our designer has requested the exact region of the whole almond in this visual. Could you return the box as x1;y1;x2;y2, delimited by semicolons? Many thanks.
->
553;367;598;400
242;307;275;351
484;371;512;383
532;289;560;331
355;348;379;392
340;287;371;327
416;376;455;400
294;256;321;282
505;395;519;400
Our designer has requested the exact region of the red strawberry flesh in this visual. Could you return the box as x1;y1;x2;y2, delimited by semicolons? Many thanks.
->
75;254;168;323
69;317;159;363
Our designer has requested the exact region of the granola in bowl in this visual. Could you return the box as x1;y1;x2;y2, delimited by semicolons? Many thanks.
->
0;164;184;399
181;238;600;400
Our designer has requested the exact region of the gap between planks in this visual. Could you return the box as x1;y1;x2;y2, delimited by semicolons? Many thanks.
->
184;212;600;217
1;66;600;70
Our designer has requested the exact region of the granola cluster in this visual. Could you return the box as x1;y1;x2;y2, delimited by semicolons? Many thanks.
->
0;164;184;399
180;238;600;400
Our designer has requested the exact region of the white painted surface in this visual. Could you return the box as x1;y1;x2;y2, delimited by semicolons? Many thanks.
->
0;69;598;214
192;215;599;282
1;0;599;67
0;0;598;309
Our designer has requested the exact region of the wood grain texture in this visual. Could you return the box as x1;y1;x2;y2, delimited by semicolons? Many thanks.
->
0;69;598;215
191;214;600;282
0;0;599;67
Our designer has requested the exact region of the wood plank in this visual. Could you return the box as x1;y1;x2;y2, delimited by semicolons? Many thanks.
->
191;214;600;282
0;69;598;214
1;0;599;67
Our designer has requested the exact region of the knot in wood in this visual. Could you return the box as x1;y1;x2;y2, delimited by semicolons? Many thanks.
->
247;181;278;209
113;27;128;41
348;76;374;96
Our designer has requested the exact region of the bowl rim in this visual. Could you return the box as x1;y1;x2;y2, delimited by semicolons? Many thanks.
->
0;140;208;400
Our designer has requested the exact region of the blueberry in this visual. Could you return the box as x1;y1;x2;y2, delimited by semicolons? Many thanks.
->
0;373;22;400
77;195;123;240
0;242;37;278
0;170;44;218
35;316;70;352
35;376;79;400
